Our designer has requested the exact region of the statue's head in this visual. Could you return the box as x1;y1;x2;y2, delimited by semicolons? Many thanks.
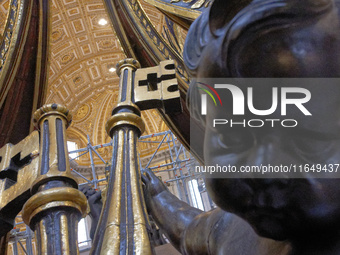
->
202;83;340;241
184;0;340;242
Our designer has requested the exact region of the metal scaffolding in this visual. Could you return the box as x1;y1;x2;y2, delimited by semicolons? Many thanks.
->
7;130;212;255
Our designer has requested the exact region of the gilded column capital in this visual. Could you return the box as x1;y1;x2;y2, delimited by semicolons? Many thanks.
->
116;58;141;76
105;112;145;137
22;187;87;225
33;103;72;128
23;103;86;254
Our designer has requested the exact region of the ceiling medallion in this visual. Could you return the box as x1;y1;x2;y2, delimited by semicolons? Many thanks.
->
73;103;91;122
51;28;64;43
98;39;114;49
60;53;75;65
73;76;84;85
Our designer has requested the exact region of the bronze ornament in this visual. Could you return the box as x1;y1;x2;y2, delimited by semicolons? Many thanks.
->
22;187;87;224
91;59;181;254
0;131;39;237
22;103;87;255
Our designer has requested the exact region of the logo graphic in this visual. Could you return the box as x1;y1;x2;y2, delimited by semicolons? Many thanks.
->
197;81;312;128
197;82;222;115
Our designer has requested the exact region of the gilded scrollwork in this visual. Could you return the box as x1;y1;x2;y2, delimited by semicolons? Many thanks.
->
0;0;18;72
170;0;212;9
143;0;209;23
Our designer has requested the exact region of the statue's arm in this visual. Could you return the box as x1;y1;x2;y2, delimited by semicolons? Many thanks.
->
79;185;103;240
142;169;222;254
142;169;292;254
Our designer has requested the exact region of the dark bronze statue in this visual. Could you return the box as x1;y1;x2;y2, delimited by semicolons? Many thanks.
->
80;185;103;240
142;0;340;254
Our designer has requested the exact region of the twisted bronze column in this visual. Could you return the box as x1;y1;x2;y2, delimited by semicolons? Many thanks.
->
22;104;87;255
91;57;181;254
91;59;153;255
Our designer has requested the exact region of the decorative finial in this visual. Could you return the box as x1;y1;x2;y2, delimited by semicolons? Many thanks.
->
33;103;72;128
116;58;141;76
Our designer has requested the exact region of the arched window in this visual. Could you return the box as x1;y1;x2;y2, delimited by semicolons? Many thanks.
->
67;141;78;159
